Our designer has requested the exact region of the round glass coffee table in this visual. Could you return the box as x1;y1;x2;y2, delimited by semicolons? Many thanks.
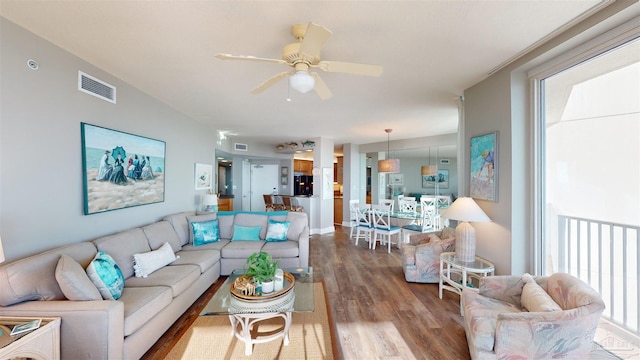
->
200;267;314;355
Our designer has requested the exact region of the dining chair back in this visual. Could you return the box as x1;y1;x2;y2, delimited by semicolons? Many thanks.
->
354;203;373;246
398;198;418;213
349;199;360;239
379;199;394;212
371;204;401;253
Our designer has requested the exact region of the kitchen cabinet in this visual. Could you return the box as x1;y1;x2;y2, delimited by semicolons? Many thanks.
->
218;197;233;211
294;160;313;175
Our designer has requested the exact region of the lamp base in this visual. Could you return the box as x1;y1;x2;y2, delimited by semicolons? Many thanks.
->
454;221;476;262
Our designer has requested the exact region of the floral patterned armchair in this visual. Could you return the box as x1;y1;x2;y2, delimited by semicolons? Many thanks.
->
462;273;605;359
401;227;455;283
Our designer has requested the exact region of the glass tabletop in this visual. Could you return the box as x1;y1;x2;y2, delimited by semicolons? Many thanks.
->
201;267;314;316
440;252;495;271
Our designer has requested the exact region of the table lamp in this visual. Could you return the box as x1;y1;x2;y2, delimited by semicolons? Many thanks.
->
202;193;218;212
440;197;491;262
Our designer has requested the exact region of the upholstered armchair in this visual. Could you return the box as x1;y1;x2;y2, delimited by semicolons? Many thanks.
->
462;273;605;360
401;227;455;283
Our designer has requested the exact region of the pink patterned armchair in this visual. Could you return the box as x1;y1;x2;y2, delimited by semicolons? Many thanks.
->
462;273;605;359
401;227;455;283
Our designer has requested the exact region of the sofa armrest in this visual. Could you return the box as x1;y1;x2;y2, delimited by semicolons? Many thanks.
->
494;307;603;358
407;230;440;246
297;226;310;267
0;300;124;359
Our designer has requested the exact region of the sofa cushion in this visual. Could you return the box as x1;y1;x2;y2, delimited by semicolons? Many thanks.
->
133;242;179;278
521;274;562;312
141;221;183;253
0;242;97;306
86;251;125;300
221;240;265;259
233;213;270;239
191;218;219;246
217;213;235;239
181;239;230;252
265;220;290;242
232;225;262;241
55;254;102;301
285;212;307;240
119;286;172;336
124;264;200;298
92;228;151;279
261;240;300;258
162;211;196;246
186;213;217;243
173;249;220;274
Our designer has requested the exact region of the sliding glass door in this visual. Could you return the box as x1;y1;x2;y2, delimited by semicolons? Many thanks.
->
539;37;639;350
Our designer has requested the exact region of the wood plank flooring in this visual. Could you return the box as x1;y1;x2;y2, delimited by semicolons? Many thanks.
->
142;226;470;359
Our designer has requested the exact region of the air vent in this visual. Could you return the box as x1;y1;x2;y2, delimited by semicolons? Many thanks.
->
78;71;116;103
234;143;248;151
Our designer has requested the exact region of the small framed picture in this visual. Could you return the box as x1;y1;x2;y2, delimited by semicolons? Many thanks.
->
10;319;41;336
195;163;213;190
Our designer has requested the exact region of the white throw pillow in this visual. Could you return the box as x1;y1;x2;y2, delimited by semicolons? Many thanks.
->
133;242;179;278
521;273;562;312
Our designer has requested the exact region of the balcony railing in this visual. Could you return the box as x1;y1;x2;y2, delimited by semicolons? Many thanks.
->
557;215;639;337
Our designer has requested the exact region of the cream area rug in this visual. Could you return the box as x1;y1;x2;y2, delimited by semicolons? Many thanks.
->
165;282;335;360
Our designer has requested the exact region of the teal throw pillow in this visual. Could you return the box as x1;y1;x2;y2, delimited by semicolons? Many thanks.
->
86;251;125;300
265;219;290;242
191;218;219;246
231;225;262;241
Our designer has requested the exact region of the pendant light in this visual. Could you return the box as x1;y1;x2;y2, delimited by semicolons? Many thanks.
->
377;129;399;173
421;147;438;176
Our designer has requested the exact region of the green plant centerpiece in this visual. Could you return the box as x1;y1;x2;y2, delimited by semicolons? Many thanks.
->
245;251;280;294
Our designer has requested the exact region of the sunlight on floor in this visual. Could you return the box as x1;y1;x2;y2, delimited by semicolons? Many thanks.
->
595;319;640;359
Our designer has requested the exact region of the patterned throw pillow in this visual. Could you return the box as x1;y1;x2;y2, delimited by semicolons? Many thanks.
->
231;225;262;241
86;251;125;300
55;254;102;301
133;242;179;278
190;218;219;246
265;219;291;242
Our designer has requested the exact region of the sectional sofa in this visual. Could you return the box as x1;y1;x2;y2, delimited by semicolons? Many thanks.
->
0;210;309;359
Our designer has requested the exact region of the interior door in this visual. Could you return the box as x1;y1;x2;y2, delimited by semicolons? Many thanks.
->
250;164;278;211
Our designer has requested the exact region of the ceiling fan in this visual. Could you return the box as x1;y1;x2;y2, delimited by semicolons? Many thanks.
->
216;22;383;100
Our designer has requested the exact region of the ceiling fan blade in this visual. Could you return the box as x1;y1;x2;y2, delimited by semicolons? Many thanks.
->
314;60;383;77
250;71;292;94
310;72;333;100
298;23;332;63
216;53;287;65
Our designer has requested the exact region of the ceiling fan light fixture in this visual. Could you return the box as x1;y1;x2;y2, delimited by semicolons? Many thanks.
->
289;71;315;93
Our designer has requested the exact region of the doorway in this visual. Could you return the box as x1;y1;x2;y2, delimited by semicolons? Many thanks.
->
250;164;278;211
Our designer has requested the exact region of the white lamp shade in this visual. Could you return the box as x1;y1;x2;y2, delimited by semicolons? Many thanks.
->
289;71;315;93
378;159;400;173
203;194;218;206
441;197;491;222
0;235;5;263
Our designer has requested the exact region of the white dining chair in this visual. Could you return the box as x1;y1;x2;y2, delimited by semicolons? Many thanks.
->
354;203;373;247
379;199;394;212
371;204;401;253
348;199;360;239
398;198;417;213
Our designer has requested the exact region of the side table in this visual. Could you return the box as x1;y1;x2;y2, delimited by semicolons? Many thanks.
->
439;252;495;315
0;317;61;360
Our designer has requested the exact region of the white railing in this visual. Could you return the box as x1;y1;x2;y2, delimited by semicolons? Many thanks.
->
557;215;639;336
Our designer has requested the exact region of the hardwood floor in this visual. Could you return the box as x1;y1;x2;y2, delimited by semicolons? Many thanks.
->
142;226;470;360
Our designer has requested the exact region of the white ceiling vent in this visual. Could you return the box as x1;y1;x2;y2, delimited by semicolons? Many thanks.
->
234;143;248;151
78;71;116;103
